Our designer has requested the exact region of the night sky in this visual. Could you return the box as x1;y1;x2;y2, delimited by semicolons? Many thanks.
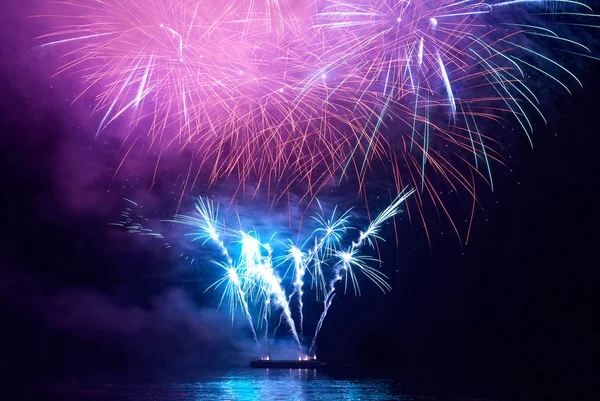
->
1;2;599;400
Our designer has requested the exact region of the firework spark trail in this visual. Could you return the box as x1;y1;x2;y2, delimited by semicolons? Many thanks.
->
109;199;171;246
289;245;306;334
205;261;260;349
274;203;351;336
238;233;303;351
168;199;259;347
261;246;304;349
308;187;415;356
303;203;352;299
39;1;599;225
272;229;336;337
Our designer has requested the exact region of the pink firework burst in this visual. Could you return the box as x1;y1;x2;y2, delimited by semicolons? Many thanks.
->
36;0;598;241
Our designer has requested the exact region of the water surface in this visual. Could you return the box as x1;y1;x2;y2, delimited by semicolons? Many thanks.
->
23;369;494;401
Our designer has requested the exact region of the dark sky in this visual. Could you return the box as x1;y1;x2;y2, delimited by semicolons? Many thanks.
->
1;2;599;400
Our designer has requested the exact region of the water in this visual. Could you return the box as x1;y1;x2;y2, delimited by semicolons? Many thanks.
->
21;369;494;401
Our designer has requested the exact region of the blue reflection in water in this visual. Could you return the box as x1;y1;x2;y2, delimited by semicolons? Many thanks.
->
167;370;400;400
26;369;490;401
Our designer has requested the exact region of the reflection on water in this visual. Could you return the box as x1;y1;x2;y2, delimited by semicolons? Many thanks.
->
24;369;491;401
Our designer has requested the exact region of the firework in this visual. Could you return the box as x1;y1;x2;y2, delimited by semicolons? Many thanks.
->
110;198;171;246
308;188;414;355
41;1;598;233
160;187;415;356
